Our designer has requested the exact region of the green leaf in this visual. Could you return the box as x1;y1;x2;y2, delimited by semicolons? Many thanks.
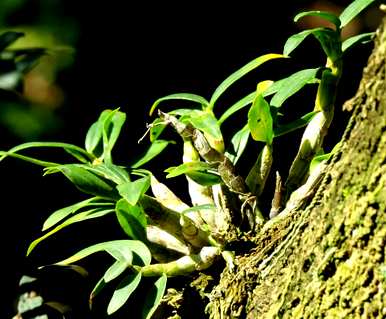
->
186;171;222;186
218;92;255;125
270;68;320;108
342;32;374;52
0;141;93;163
142;273;167;319
165;161;214;178
209;53;285;109
28;208;114;255
104;259;130;283
149;93;209;116
339;0;376;28
189;110;222;140
54;240;151;266
89;277;106;308
0;31;24;51
84;163;130;185
85;121;103;155
225;125;250;164
309;142;341;173
294;10;341;30
149;118;167;142
103;110;126;164
312;28;342;61
108;271;142;315
274;111;318;137
45;164;118;198
117;176;150;206
131;140;171;168
248;92;273;144
284;29;314;56
0;151;58;167
115;199;147;241
42;197;113;231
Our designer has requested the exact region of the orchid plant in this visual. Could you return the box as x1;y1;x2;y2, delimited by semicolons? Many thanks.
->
2;0;376;317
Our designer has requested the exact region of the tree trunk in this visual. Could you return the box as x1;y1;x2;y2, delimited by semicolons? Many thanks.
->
207;17;386;319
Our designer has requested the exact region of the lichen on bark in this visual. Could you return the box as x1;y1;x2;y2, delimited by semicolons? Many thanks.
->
207;16;386;319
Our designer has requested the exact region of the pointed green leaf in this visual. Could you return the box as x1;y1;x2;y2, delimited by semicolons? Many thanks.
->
342;32;374;52
284;29;315;56
0;31;24;51
270;68;320;108
103;110;126;164
0;151;58;167
209;53;285;109
274;111;318;137
85;121;103;155
218;92;255;125
189;110;222;140
149;93;209;116
42;197;113;230
165;161;214;178
45;164;118;198
248;93;273;144
0;142;93;163
312;28;342;61
107;271;142;315
339;0;376;28
310;142;341;173
89;277;106;308
186;171;222;186
54;240;150;266
84;163;130;185
28;208;114;255
142;273;167;319
104;259;131;283
115;199;147;241
117;176;150;206
225;125;250;164
294;10;341;30
131;140;171;168
149;118;167;142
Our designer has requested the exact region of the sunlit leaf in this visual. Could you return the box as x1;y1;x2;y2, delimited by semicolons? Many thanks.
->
165;161;214;178
107;271;142;315
85;110;112;155
44;164;118;199
142;273;167;319
270;68;320;108
248;92;273;144
103;259;130;283
182;204;216;215
0;141;93;163
149;93;209;116
42;197;113;231
274;111;318;137
131;140;171;168
209;53;285;109
28;208;114;255
309;142;341;173
84;163;130;185
117;176;150;206
294;10;341;30
189;110;222;140
54;240;151;266
342;32;374;52
339;0;376;28
115;199;147;241
225;125;250;164
284;29;315;56
103;110;126;164
186;171;222;186
0;150;58;167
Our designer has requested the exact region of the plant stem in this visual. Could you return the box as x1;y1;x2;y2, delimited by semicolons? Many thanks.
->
285;57;342;195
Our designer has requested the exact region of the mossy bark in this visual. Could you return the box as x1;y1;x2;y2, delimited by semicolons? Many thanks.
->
207;17;386;319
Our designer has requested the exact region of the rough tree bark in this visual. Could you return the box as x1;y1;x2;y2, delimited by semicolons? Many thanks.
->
206;16;386;319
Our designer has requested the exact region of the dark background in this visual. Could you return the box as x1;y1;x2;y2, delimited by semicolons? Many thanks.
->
0;1;380;317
